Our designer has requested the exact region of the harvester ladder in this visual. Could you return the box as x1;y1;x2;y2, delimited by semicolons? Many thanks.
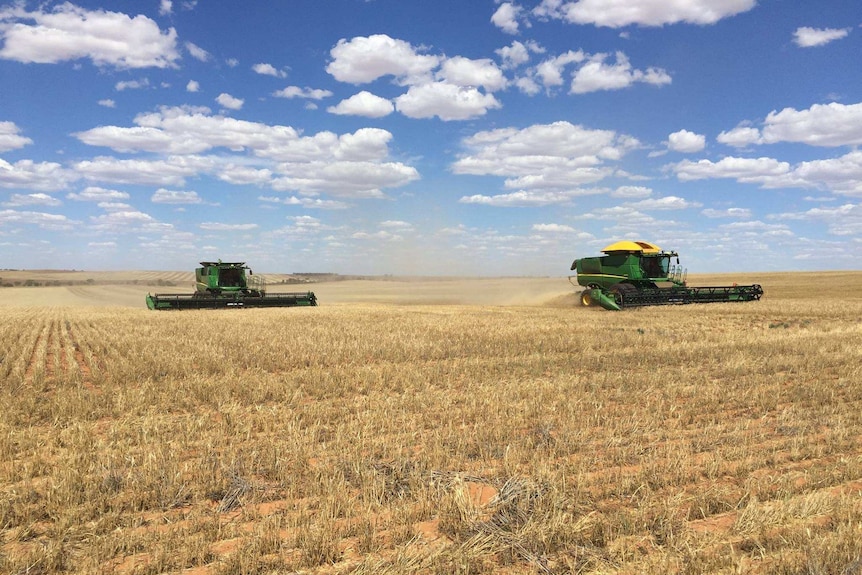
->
248;273;266;295
669;264;687;285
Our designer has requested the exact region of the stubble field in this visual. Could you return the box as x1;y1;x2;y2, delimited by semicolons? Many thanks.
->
1;271;861;574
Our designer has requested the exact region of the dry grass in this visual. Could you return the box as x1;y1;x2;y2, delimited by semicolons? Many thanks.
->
1;272;861;574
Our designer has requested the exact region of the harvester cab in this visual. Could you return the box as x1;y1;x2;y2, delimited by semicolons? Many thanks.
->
196;261;264;296
146;260;318;310
570;241;762;311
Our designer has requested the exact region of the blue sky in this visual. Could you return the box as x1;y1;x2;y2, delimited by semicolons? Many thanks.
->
1;0;860;275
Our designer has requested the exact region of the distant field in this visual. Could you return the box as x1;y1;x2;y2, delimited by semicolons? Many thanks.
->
1;272;861;574
0;270;576;308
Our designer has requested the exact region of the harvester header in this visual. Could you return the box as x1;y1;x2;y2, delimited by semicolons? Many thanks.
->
570;241;762;311
146;260;317;310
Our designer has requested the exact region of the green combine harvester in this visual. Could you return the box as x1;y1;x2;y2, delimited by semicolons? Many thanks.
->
570;241;763;311
146;261;317;310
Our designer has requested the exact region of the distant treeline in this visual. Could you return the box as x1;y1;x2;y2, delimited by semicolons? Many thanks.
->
1;273;377;288
278;273;343;284
280;273;376;283
0;278;177;288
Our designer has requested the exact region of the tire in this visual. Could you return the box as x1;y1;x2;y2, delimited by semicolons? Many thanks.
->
580;290;593;307
609;283;635;307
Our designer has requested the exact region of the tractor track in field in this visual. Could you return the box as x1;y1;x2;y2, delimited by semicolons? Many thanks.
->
22;320;48;390
62;317;98;389
65;285;100;301
45;319;58;383
19;315;103;392
22;332;40;387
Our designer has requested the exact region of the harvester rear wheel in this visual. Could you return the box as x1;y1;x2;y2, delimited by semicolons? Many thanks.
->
580;290;593;307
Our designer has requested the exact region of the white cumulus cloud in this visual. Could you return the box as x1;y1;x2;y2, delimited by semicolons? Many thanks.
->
672;156;792;185
72;108;421;198
453;121;639;193
253;62;286;77
216;93;244;110
3;192;62;207
0;208;76;229
533;0;756;28
115;78;150;91
90;209;159;232
185;41;209;62
0;121;33;152
612;185;652;198
793;27;851;48
535;50;586;89
627;195;701;210
438;56;507;92
395;83;501;121
702;207;752;218
460;190;585;207
273;86;333;100
496;40;543;69
200;222;258;231
67;186;130;202
0;4;180;68
717;125;762;147
326;34;439;85
328;91;394;118
717;102;862;149
533;223;576;232
571;52;671;94
0;158;75;191
151;189;202;204
667;129;706;153
258;195;348;210
761;102;862;147
491;2;523;34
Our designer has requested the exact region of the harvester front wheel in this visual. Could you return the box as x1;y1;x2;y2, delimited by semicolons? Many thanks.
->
580;290;593;307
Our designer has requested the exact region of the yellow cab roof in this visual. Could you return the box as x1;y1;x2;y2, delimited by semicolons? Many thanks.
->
601;240;662;254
